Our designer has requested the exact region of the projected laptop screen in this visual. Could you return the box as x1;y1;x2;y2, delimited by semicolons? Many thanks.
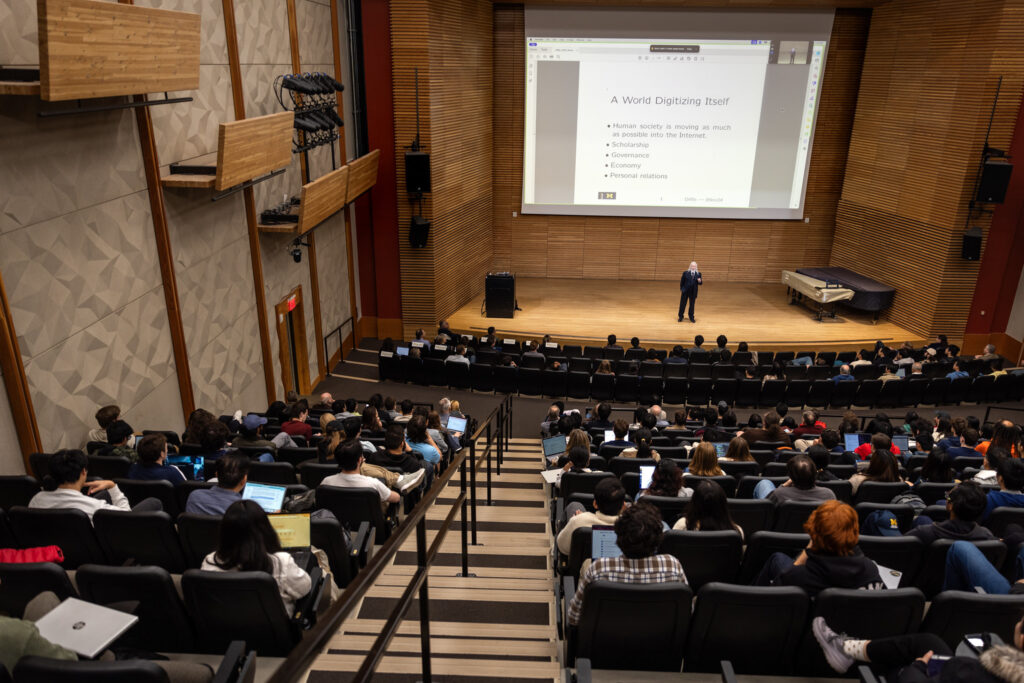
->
591;525;623;560
242;483;287;514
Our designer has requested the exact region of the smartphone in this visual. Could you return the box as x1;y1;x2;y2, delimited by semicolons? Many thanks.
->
926;655;952;676
965;633;989;654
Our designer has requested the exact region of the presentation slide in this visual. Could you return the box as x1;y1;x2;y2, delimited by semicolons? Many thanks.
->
522;8;834;220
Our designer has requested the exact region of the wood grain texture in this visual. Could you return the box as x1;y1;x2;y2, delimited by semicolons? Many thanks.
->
37;0;200;101
0;81;40;95
0;273;42;471
215;111;294;190
830;0;1024;337
491;6;870;287
345;149;381;201
498;0;884;6
298;165;350;235
158;173;216;189
274;286;311;395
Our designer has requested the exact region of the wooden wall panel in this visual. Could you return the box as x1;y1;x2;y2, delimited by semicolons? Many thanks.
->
38;0;200;101
216;111;294;190
491;6;871;285
831;0;1024;337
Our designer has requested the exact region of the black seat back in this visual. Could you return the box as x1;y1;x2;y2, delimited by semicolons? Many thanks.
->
0;562;76;618
316;485;390;544
175;480;213;513
772;500;825;533
93;509;187;573
176;513;222;568
247;461;297;485
0;476;40;511
682;474;736;497
311;517;355;588
13;657;170;683
182;569;296;656
857;535;926;587
916;539;1007;598
738;531;810;584
684;583;809;675
76;564;196;653
727;498;774;537
560;472;616;499
659;530;742;590
8;507;105;569
114;479;178;517
640;495;690;527
853;480;910;504
299;462;340;488
87;454;132;480
575;580;692;671
921;590;1024;649
987;506;1024;537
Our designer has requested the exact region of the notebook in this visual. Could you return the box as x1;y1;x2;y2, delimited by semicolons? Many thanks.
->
34;597;139;659
591;525;623;560
543;435;567;462
268;513;311;549
242;482;287;514
446;416;467;434
713;442;729;458
640;465;655;490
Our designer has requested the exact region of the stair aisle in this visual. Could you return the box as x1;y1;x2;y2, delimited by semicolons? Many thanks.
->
306;437;559;682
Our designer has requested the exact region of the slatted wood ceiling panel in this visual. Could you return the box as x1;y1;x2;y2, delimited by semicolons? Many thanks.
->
831;0;1024;338
492;6;871;284
392;0;493;334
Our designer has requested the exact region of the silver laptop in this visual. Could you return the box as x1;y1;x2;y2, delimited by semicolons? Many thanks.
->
34;597;139;658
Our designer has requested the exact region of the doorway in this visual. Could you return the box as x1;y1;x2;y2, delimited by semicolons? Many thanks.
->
275;286;311;396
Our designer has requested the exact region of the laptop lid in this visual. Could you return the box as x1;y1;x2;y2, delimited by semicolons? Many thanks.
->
268;513;311;549
640;465;655;490
396;346;409;356
713;442;729;458
446;416;467;434
591;525;623;560
242;482;287;514
892;434;910;452
604;429;616;443
34;597;139;659
543;435;567;459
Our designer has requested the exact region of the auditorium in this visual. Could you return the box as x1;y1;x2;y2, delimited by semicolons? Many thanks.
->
3;0;1024;681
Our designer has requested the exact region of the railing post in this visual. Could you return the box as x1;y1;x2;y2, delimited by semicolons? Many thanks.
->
470;426;479;546
460;446;469;578
496;408;503;476
486;419;493;506
416;517;432;683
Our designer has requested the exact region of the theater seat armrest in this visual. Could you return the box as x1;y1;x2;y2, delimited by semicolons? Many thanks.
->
292;566;325;629
211;641;249;683
351;520;373;568
720;660;737;683
574;658;592;683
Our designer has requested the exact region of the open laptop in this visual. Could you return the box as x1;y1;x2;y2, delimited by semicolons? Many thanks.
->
446;415;467;434
604;429;616;444
396;346;409;356
713;442;729;458
891;433;910;452
844;432;870;452
543;435;567;464
591;525;623;560
166;454;204;481
242;482;287;514
34;597;139;658
640;465;655;490
267;513;315;571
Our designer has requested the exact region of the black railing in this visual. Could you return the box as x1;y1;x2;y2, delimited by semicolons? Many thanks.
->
324;316;355;366
267;394;512;683
984;405;1024;423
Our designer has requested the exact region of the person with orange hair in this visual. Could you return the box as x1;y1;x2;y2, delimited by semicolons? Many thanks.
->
754;500;884;596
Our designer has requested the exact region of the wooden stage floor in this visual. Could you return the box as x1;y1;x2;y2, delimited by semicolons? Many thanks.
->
447;278;924;352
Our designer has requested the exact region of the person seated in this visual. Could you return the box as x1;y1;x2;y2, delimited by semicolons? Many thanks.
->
127;433;185;484
393;399;414;424
663;410;688;432
664;345;687;364
755;500;883;595
405;414;442;466
854;431;902;462
906;481;993;544
360;406;385;437
819;428;845;455
314;392;334;410
594;360;614;375
321;442;402;507
428;410;459;453
185;451;249;515
649;405;671;429
976;420;1022;458
567;501;687;626
603;334;621;351
721;436;755;462
411;328;431;350
28;449;161;520
687;442;723;477
603;419;632;448
982;458;1024;521
618;428;661;462
673;480;742;538
383;396;400;421
233;413;294;457
990;357;1009;377
972;446;1008;486
878;364;901;383
807;445;839;481
87;404;120;445
694;407;728;441
754;454;838;503
445;343;472;366
280;402;314;442
687;335;705;354
833;364;856;383
583;402;613;431
367;423;433;488
201;500;311;616
849;350;872;367
812;611;1024;678
103;419;137;461
792;410;825;441
914;448;954;484
557;476;626;557
849;446;903;494
738;411;792;448
943;427;984;459
437;319;453;342
639;459;692;499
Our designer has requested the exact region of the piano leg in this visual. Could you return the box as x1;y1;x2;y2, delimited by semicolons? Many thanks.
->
815;303;824;322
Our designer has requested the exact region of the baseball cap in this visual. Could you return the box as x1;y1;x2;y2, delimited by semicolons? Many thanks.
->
242;413;268;431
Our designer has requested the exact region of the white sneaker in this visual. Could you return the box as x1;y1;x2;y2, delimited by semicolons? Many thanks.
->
396;469;425;493
812;617;854;673
232;409;243;423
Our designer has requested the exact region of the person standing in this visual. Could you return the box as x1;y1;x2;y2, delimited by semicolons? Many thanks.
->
678;261;702;323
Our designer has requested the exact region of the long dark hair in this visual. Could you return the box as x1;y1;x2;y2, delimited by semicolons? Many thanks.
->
920;448;954;483
647;459;683;497
864;449;901;482
684;480;736;532
634;428;654;459
212;500;282;573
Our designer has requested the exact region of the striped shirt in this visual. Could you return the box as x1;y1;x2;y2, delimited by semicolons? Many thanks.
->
567;554;687;625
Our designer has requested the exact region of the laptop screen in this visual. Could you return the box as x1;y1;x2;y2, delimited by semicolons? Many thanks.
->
713;442;729;458
591;525;623;560
396;346;409;356
543;435;567;458
640;465;655;490
268;513;311;548
844;433;870;451
166;454;204;481
242;483;287;514
446;416;467;434
891;434;910;452
604;429;616;443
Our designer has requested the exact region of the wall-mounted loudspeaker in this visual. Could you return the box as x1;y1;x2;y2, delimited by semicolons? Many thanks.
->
976;160;1013;204
405;152;431;193
410;215;430;248
962;227;983;261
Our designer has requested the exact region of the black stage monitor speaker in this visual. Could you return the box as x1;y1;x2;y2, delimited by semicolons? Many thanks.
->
976;160;1013;204
405;152;431;193
962;227;983;261
409;216;430;248
486;273;515;318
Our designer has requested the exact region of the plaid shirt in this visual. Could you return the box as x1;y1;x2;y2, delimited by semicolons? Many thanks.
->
567;554;687;625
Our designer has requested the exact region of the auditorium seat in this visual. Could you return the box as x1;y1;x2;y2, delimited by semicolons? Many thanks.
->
857;535;925;587
317;485;395;544
718;460;759;479
758;380;786;408
0;562;77;619
542;369;568;398
8;507;105;569
609;457;656;478
13;656;171;682
614;374;639;403
27;453;50;481
683;474;736;497
663;377;687;404
915;539;1006;598
493;365;518;394
985;506;1024;537
728;498;774;536
920;590;1024;649
447;362;471;390
772;501;823;533
93;509;187;573
248;461;297;485
567;371;590;399
736;475;786;499
945;376;970;405
659;530;742;591
177;513;222;568
853;481;910;505
114;478;179;516
562;344;582;358
560;472;616;500
590;373;614;401
876;379;905;408
640;494;690;528
738;531;810;584
923;378;951;405
664;362;688;378
687;378;712;406
470;363;494;392
175;480;213;513
711;378;737;406
87;454;132;480
966;374;995;403
688;363;711;380
830;380;857;408
853;379;882;408
684;583;809;675
637;375;663;405
991;374;1013;402
583;345;603;360
818;479;854;503
855;502;915;533
0;475;40;511
913;482;956;506
518;367;543;396
277;446;318;468
805;380;833;408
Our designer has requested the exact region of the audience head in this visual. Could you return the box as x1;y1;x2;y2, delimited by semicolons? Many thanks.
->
634;428;654;458
335;441;364;471
614;501;664;559
400;399;414;416
737;341;748;352
747;413;763;429
947;481;987;523
839;364;851;376
567;446;591;471
912;362;923;374
694;335;704;348
216;451;250;490
820;429;840;450
673;410;686;427
106;419;133;446
962;427;980;447
137;434;167;464
362;406;381;431
921;448;954;483
787;454;817;490
200;420;230;453
807;444;830;472
716;334;728;349
594;477;626;516
596;360;613;374
94;404;121;430
407;415;429;443
285;390;299;404
630;336;640;348
596;402;612;421
685;480;734;532
720;348;732;362
725;436;752;462
612;419;628;440
721;410;737;428
240;413;268;438
805;500;859;557
690;442;723;476
48;449;89;487
865;448;900;482
703;407;718;427
998;458;1024;492
648;458;683;497
802;410;817;427
992;420;1023;453
671;344;684;358
212;500;280;573
607;334;617;347
384;396;396;411
986;446;1010;473
384;423;406;452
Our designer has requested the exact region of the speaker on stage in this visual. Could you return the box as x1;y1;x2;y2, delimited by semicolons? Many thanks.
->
409;216;430;248
962;226;983;261
976;160;1013;204
485;273;515;318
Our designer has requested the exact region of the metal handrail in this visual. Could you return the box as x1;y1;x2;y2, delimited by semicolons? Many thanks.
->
324;316;355;365
267;395;512;683
984;405;1024;424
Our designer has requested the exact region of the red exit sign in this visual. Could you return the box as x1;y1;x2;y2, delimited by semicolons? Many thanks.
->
287;296;297;312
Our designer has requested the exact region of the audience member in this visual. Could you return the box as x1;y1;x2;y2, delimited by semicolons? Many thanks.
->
29;449;159;519
88;404;120;444
605;334;621;350
641;459;692;498
915;449;954;484
201;499;311;615
619;428;660;462
604;419;632;448
738;412;792;448
754;454;837;503
393;399;415;424
557;477;627;556
906;481;993;544
688;442;724;476
185;451;249;515
445;344;472;366
833;365;855;383
721;436;754;462
982;458;1024;521
688;335;705;353
664;345;687;364
849;446;903;494
406;414;443;465
321;442;404;505
976;420;1022;458
182;408;216;444
233;413;294;457
674;480;742;538
104;419;137;461
127;433;185;484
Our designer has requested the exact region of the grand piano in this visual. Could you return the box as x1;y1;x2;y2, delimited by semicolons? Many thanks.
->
795;267;896;320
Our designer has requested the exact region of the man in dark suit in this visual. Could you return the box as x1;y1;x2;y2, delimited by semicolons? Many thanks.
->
678;261;702;323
